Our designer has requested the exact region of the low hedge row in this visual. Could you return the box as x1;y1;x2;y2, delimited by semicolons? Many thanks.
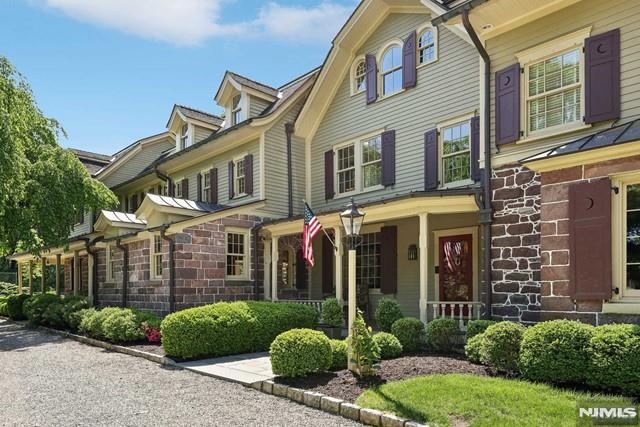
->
78;306;159;343
160;301;319;359
465;319;640;396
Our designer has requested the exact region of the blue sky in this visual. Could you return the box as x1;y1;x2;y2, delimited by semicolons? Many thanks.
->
1;0;356;155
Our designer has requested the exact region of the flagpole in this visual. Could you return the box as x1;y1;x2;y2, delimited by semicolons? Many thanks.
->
303;199;338;251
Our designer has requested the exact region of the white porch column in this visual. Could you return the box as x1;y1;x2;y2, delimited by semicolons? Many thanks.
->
333;227;343;304
88;252;94;304
264;238;272;300
419;213;429;323
271;236;279;301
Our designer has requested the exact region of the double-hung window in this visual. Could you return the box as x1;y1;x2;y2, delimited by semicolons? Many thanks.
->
180;124;189;150
441;120;471;186
342;232;381;291
418;28;436;65
232;95;242;125
380;45;402;96
106;245;116;282
226;230;248;279
335;134;382;196
151;235;163;280
175;178;184;199
625;183;640;297
203;171;211;202
234;158;246;196
527;49;581;134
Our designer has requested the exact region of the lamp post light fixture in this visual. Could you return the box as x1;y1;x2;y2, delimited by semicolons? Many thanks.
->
340;197;365;371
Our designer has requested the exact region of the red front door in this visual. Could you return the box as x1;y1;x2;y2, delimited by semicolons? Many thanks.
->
438;234;473;315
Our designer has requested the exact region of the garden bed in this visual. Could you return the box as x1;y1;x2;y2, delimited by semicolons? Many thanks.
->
276;352;490;403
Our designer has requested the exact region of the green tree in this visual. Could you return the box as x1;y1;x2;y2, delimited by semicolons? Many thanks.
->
0;57;116;256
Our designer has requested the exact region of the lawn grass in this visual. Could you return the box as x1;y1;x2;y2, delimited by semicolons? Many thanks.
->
355;374;632;427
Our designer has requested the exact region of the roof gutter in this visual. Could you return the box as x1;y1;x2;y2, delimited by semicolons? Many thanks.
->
431;0;490;26
460;9;493;320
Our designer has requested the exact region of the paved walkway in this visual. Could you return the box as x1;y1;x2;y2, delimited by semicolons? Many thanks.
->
178;352;275;385
0;319;360;427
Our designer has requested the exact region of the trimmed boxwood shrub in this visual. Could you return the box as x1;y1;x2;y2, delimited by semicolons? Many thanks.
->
373;332;403;359
79;307;122;339
391;317;425;353
426;318;460;352
480;321;525;373
374;298;403;332
102;309;145;343
465;333;485;364
62;297;91;330
6;294;30;320
161;301;318;359
23;294;60;325
467;320;497;339
329;339;348;370
587;324;640;395
520;320;594;384
322;298;343;328
270;328;332;377
42;302;66;328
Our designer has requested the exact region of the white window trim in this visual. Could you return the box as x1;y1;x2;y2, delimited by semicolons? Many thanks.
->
233;155;248;199
225;227;250;281
150;234;163;280
612;171;640;303
231;94;243;126
516;26;592;142
376;39;405;100
201;168;211;202
416;23;438;68
437;113;475;189
350;54;367;96
174;176;184;199
333;129;385;198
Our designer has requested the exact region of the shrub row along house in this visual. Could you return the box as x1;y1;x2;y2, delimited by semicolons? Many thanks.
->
10;0;640;326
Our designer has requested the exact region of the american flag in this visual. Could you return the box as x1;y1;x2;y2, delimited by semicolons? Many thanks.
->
302;202;322;267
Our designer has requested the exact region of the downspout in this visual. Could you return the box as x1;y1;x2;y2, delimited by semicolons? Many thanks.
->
85;236;104;306
285;123;295;218
251;224;262;300
115;239;128;308
160;228;176;313
461;10;493;319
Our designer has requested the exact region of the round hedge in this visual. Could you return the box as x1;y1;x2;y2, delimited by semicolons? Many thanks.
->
62;297;91;331
270;328;332;377
519;320;594;384
102;309;145;343
79;307;121;339
426;318;459;352
391;317;425;353
480;321;525;372
465;333;485;364
466;320;498;339
587;324;640;395
6;294;30;320
373;332;403;359
42;302;66;328
23;294;60;325
329;339;348;370
374;298;403;332
322;298;343;328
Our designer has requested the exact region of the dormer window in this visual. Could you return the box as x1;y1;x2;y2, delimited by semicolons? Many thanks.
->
381;45;402;96
231;94;242;126
180;124;189;150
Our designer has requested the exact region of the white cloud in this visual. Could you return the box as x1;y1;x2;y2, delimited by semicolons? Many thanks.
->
39;0;352;46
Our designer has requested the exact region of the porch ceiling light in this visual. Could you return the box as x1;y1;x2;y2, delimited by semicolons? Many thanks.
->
340;197;365;245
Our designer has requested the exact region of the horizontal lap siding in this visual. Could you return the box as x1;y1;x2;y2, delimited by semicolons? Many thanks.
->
310;13;480;210
264;100;307;216
101;138;175;188
488;0;640;167
249;96;271;118
69;210;92;238
193;125;214;144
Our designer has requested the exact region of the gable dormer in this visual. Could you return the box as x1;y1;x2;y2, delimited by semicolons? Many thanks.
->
166;105;223;152
214;71;280;129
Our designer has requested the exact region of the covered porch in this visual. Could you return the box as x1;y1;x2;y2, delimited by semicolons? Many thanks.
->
262;192;486;327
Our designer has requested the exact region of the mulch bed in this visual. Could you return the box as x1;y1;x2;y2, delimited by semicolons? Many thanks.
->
277;352;492;403
122;342;165;356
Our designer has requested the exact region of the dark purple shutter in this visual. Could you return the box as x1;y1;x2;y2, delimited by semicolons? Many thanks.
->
381;130;396;187
196;173;202;202
244;154;254;196
157;184;162;195
424;129;438;190
324;150;334;200
569;178;612;300
495;63;520;146
210;168;218;204
167;179;174;197
402;31;417;89
380;226;397;294
585;29;620;124
131;194;138;212
181;178;189;199
470;116;481;181
124;197;129;213
365;54;377;104
228;161;234;200
295;248;307;290
322;235;334;295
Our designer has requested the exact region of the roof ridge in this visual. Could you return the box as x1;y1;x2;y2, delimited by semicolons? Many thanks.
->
227;71;279;93
278;67;321;90
69;148;112;161
175;104;223;120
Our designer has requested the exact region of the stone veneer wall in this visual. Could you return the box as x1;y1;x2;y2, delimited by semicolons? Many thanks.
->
63;255;88;296
490;164;542;323
539;156;640;325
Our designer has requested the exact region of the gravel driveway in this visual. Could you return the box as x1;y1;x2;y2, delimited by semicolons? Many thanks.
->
0;319;360;427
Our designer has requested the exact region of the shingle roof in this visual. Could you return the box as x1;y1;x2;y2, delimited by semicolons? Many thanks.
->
70;148;112;175
70;148;112;163
258;68;320;117
175;105;223;127
226;71;280;97
146;194;225;213
522;119;640;163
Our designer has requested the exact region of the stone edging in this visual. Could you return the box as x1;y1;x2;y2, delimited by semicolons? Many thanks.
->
251;379;427;427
